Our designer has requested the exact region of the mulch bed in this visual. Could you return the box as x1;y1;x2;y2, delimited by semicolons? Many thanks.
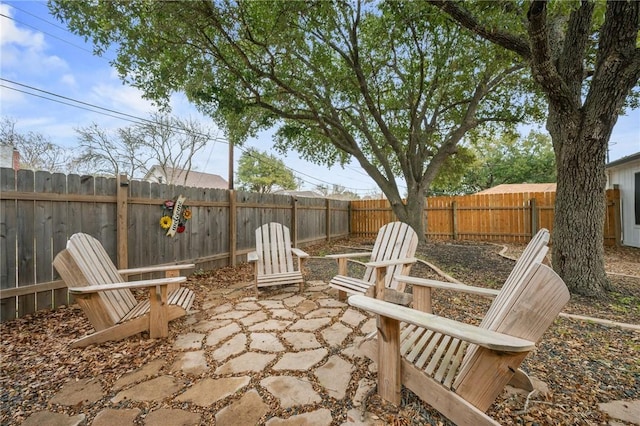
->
1;238;638;425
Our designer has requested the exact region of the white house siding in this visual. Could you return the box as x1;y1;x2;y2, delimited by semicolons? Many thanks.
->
607;154;640;248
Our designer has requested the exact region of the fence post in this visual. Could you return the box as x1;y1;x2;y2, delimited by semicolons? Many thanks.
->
452;201;458;240
229;189;237;266
326;198;331;241
291;196;298;246
116;173;129;269
530;198;538;238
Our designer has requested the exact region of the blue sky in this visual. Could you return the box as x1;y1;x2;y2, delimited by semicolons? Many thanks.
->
1;1;639;194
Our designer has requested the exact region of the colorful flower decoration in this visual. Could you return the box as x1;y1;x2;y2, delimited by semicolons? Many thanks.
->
159;216;172;229
160;196;189;236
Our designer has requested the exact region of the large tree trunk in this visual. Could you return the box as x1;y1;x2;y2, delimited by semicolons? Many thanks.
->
390;192;427;244
547;109;612;297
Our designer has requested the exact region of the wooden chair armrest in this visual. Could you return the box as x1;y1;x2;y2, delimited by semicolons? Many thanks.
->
366;257;417;269
325;252;372;259
247;251;259;262
68;277;186;294
291;248;309;258
348;295;534;352
395;275;500;297
119;264;195;275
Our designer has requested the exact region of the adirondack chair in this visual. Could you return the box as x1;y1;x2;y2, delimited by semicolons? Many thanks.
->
53;233;195;348
399;228;550;315
247;222;309;296
327;221;418;303
350;257;569;426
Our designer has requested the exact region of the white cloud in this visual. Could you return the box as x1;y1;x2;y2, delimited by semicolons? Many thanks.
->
0;5;45;49
89;82;157;116
0;4;68;74
60;74;77;87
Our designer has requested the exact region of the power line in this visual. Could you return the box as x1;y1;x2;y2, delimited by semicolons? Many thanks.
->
0;12;113;60
1;3;380;193
1;79;377;192
7;3;71;32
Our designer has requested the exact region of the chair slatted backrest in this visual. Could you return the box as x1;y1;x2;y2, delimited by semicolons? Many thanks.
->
453;261;569;410
66;233;138;324
53;249;121;330
481;228;550;330
255;223;295;276
362;222;418;291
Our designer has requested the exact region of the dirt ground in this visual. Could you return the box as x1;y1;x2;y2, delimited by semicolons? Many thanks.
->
1;238;638;425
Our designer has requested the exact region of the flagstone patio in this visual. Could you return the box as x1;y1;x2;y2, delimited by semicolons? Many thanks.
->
20;280;388;426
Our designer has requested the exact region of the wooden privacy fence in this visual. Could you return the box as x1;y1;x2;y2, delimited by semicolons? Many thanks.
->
0;168;349;322
351;189;621;245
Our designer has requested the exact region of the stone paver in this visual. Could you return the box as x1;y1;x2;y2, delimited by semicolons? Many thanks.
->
322;322;353;347
176;376;251;407
93;408;140;426
174;332;205;350
21;412;85;426
215;389;269;425
239;311;269;326
212;333;247;361
144;408;201;426
265;408;333;426
317;298;347;308
248;319;291;331
283;295;306;307
598;400;640;425
215;352;276;374
113;359;165;391
306;307;342;318
111;376;184;403
353;378;376;407
341;309;368;327
250;332;285;352
342;409;386;425
258;300;285;309
213;310;251;320
206;322;242;346
273;348;328;371
360;318;376;335
261;376;321;408
294;300;318;315
282;331;322;350
315;355;354;399
270;308;298;319
171;350;208;375
49;378;103;406
193;318;232;332
236;301;262;310
288;317;332;331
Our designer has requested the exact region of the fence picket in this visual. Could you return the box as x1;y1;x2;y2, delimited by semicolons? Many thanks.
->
0;167;620;321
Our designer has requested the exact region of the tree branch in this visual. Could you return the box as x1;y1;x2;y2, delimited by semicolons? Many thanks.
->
427;0;531;59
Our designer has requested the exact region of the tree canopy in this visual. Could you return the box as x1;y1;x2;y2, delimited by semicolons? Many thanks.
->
50;0;544;240
236;148;299;193
432;131;556;195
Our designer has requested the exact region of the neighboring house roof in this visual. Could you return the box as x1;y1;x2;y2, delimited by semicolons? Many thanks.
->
145;166;228;189
476;183;557;194
606;152;640;169
273;190;323;198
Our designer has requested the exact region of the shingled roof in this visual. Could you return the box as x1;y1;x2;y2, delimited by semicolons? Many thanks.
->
476;183;556;194
145;166;228;189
